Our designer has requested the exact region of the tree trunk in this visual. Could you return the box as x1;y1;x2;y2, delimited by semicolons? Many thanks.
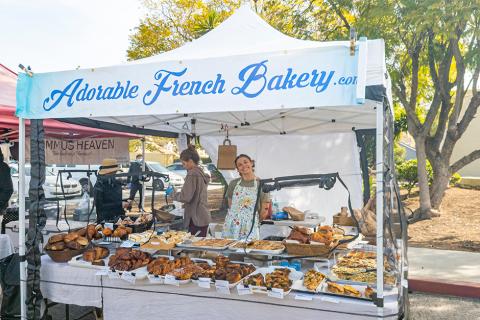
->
411;137;438;220
429;161;451;210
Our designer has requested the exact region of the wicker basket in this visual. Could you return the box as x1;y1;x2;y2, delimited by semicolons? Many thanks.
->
332;214;355;226
283;241;335;256
44;247;86;263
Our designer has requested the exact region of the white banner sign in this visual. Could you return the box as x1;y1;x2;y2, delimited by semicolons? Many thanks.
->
16;46;362;119
26;137;130;165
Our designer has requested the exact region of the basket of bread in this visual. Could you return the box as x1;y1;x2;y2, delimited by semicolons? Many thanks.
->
333;207;356;226
283;226;338;256
44;224;102;263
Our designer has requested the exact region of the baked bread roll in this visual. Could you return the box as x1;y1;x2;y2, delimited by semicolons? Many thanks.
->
46;241;65;251
226;271;242;283
48;233;66;244
103;227;113;237
83;250;96;262
76;228;87;237
76;236;89;246
86;224;97;240
64;233;79;243
92;259;105;266
66;241;82;250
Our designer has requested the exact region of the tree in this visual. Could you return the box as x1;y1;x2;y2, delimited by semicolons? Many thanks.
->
355;0;480;220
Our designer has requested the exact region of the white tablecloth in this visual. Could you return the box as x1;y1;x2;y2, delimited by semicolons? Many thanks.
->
39;255;400;320
40;255;103;308
0;234;14;259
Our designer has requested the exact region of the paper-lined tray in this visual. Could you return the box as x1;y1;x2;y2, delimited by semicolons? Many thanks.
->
176;237;236;250
242;266;303;297
68;254;109;270
228;240;285;255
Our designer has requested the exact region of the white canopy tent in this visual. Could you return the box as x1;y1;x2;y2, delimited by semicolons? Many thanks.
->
15;4;404;319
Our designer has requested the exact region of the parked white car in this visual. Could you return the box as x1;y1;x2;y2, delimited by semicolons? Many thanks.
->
10;164;83;199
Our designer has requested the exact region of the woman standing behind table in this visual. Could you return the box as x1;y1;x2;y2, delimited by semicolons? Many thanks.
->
172;145;211;236
222;154;270;240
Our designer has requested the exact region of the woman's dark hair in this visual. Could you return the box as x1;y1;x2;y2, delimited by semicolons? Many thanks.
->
0;149;3;162
234;154;254;168
180;144;200;164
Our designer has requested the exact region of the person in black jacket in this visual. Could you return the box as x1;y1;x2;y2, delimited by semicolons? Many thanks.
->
127;154;143;211
0;149;13;213
94;158;126;223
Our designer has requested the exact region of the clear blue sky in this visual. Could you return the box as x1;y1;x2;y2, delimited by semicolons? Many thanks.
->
0;0;145;73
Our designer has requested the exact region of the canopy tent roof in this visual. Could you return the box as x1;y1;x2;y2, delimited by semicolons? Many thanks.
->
16;5;391;138
0;64;138;140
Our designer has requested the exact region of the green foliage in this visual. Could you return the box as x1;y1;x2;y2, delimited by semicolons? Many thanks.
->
397;159;433;196
394;142;406;166
449;172;461;186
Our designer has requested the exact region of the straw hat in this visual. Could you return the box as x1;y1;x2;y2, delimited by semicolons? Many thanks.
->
98;158;121;175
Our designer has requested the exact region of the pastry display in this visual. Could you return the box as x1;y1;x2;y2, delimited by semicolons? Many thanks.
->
82;246;109;262
343;285;361;297
148;230;190;245
365;286;375;299
45;230;90;252
191;238;235;248
108;249;152;271
303;270;326;291
286;226;311;244
116;214;152;226
111;226;133;239
243;273;266;287
103;228;113;237
327;281;344;294
265;268;292;291
230;240;285;251
332;250;395;285
310;226;334;245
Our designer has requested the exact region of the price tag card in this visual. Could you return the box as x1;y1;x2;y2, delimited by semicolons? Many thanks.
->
104;222;114;230
107;270;120;280
402;279;408;288
120;240;136;248
295;293;313;301
121;271;136;284
236;285;253;296
215;285;231;295
147;274;164;284
267;288;284;299
95;268;109;276
198;278;211;289
320;296;340;304
164;274;180;286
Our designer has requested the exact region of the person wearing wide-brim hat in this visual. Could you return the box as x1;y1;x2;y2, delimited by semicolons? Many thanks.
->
94;158;126;223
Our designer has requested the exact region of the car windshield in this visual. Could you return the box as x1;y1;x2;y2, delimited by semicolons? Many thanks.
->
148;162;169;173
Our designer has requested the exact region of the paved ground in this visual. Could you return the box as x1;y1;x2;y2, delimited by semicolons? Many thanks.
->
408;247;480;283
409;293;480;320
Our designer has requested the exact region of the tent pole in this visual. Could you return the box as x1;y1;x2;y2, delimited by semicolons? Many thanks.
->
141;137;146;212
376;101;385;312
18;117;27;320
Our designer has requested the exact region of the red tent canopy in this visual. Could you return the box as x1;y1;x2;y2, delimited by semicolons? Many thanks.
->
0;64;138;140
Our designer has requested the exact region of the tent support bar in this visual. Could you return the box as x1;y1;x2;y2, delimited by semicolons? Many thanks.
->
19;117;27;320
141;137;146;212
375;100;385;310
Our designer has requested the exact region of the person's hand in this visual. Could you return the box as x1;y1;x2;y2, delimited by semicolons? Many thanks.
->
122;200;131;209
165;185;175;196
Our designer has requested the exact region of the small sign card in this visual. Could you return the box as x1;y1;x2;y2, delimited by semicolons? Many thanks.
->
107;270;120;280
164;274;180;286
121;271;136;284
320;296;340;303
198;277;211;289
267;288;284;299
215;280;230;295
95;268;109;276
236;285;253;296
147;274;164;284
295;293;313;301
